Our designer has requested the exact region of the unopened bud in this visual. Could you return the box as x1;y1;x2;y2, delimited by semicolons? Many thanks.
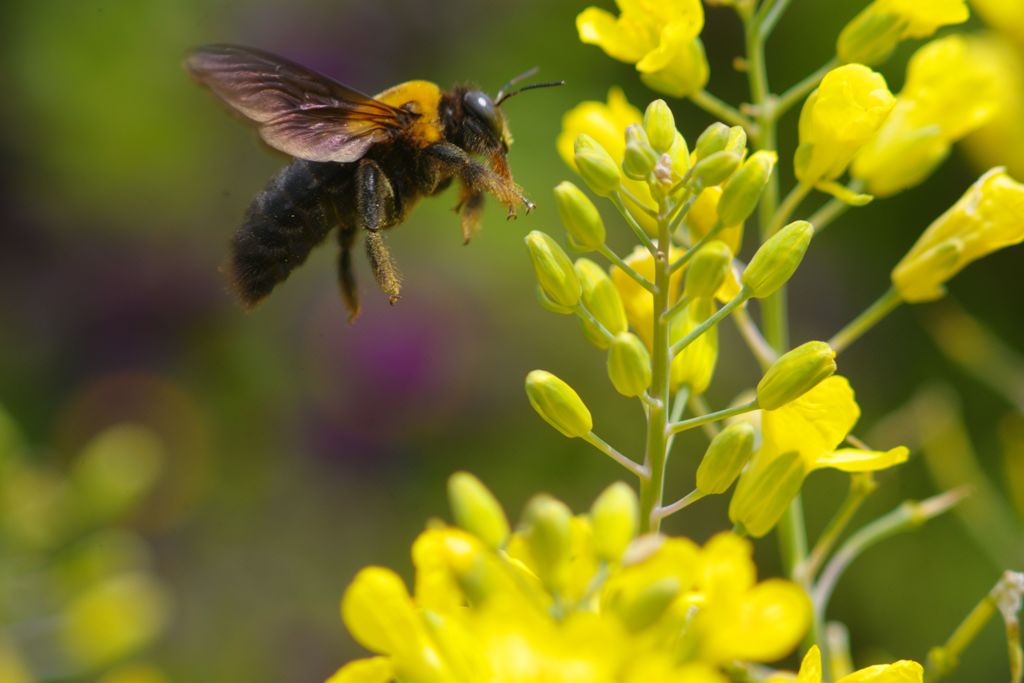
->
696;422;755;494
448;472;509;549
554;181;605;251
590;481;639;561
683;241;733;301
623;124;659;181
525;370;593;438
574;134;622;197
522;494;573;591
576;259;628;348
725;125;748;155
643;100;677;154
757;341;836;410
837;10;903;66
606;332;652;398
536;285;574;315
525;231;581;309
690;151;743;190
616;577;680;631
729;451;806;537
695;122;731;160
742;220;814;298
718;151;777;226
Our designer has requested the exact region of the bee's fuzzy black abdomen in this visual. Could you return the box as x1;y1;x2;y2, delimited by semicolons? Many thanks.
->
229;160;352;307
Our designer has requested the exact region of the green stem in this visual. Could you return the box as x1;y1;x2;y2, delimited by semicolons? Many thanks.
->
758;0;792;38
656;489;706;521
576;303;616;345
638;204;674;533
688;394;723;440
582;432;648;478
829;287;903;354
731;305;778;369
774;58;837;119
926;570;1024;683
768;182;813;237
808;195;851;233
670;289;751;357
813;488;969;611
796;473;877;586
665;385;691;453
611;193;658;254
668;399;758;436
689;89;757;133
598;244;655;294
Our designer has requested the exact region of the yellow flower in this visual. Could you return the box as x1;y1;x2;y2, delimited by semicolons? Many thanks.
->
837;0;969;65
853;36;999;197
795;65;895;190
760;376;909;473
873;0;968;39
962;35;1024;181
892;168;1024;303
783;646;924;683
576;0;709;98
972;0;1024;44
333;482;811;683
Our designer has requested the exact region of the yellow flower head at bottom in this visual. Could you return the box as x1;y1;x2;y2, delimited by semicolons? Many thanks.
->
331;480;812;683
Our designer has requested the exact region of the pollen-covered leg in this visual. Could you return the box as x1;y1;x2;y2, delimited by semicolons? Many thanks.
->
427;142;530;220
365;231;401;304
356;159;403;305
337;225;360;322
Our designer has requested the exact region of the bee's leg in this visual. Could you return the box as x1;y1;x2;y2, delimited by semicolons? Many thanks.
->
337;224;360;322
356;159;402;305
426;142;531;219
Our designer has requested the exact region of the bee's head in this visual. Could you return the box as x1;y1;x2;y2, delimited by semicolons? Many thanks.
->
447;70;563;157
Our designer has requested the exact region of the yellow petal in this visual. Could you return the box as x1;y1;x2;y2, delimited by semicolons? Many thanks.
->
341;567;421;655
798;646;823;683
699;578;812;662
326;658;394;683
576;7;651;63
761;376;861;467
837;659;924;683
813;446;909;472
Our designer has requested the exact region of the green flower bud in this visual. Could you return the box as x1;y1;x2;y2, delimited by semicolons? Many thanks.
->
525;370;593;438
522;494;573;591
718;151;777;226
554;181;605;251
757;340;837;410
447;472;510;549
696;422;756;495
725;125;748;155
616;577;680;631
574;134;622;197
606;332;652;398
524;231;581;309
623;124;659;181
536;285;574;315
728;451;806;537
683;241;733;301
695;122;731;160
643;100;677;154
576;258;628;348
742;220;814;298
690;151;743;191
837;10;903;66
590;481;639;562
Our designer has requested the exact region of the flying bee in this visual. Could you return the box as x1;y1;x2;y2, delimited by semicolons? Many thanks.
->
185;44;562;319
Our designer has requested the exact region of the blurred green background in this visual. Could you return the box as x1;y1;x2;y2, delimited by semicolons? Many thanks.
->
1;0;1021;681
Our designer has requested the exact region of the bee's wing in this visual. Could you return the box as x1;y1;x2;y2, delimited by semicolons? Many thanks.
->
185;44;411;163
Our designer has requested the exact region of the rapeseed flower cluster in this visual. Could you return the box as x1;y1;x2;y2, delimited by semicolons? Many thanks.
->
331;2;1024;681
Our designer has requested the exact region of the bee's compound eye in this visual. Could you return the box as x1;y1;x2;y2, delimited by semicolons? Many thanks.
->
463;90;503;139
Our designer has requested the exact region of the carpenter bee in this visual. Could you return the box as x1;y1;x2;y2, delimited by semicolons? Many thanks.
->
185;45;562;319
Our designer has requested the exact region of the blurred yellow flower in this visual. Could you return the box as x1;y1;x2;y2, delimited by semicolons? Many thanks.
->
332;480;811;683
853;36;999;197
962;35;1024;180
892;168;1024;302
972;0;1024;44
873;0;968;39
768;645;923;683
576;0;709;97
795;65;895;190
838;0;969;65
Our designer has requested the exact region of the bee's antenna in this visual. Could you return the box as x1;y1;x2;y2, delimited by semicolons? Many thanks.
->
496;67;540;103
495;80;565;107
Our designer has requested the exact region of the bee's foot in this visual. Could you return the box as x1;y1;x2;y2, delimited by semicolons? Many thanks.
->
522;196;536;214
506;206;518;221
388;294;401;306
